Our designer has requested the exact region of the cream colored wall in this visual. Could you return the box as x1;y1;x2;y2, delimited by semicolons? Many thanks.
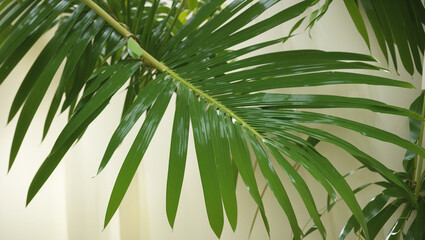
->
0;1;422;240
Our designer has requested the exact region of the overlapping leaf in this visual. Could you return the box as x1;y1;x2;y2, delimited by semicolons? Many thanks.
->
1;0;424;239
306;0;425;75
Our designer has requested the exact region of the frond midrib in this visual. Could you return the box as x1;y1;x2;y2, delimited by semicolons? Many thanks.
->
80;0;266;141
166;68;265;141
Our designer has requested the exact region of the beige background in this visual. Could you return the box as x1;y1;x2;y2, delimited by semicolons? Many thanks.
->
0;1;422;239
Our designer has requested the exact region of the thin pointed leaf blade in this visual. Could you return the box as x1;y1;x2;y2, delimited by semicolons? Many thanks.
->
188;92;224;237
208;107;238;231
105;79;176;227
166;84;190;228
339;194;390;239
226;119;270;235
343;0;370;49
99;74;171;173
263;142;325;239
245;132;304;239
26;62;141;204
9;9;98;169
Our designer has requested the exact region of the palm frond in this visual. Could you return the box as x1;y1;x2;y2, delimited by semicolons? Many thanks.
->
338;92;425;239
307;0;425;75
0;0;423;239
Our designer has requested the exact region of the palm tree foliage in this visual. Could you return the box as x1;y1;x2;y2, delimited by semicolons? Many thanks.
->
297;1;425;239
329;93;425;240
307;0;425;75
0;0;424;239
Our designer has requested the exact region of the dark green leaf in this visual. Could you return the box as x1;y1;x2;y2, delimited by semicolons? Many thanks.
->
387;206;411;240
163;0;227;55
343;0;370;49
226;119;270;235
105;79;176;227
264;141;323;239
408;92;424;142
382;0;414;75
208;108;237;231
236;109;425;163
26;62;141;204
403;91;424;174
0;0;42;84
263;132;369;239
211;72;413;96
7;3;87;122
167;0;313;66
60;17;105;111
0;0;70;64
358;0;388;62
166;84;190;228
9;9;97;169
339;194;390;240
221;93;423;121
405;199;425;240
99;74;172;173
27;100;110;205
257;121;416;205
366;199;404;239
369;0;399;72
189;92;224;237
141;0;160;50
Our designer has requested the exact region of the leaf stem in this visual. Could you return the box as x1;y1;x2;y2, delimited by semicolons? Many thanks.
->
81;0;130;37
414;94;425;197
80;0;265;141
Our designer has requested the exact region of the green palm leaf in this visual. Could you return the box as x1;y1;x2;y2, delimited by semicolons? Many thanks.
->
166;84;191;228
105;78;176;228
207;107;237;231
264;142;323;239
98;74;172;173
307;0;425;75
27;61;141;204
0;0;423;239
189;93;225;237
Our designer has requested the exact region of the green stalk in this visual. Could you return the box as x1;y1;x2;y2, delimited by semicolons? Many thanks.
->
79;0;265;141
414;94;425;197
81;0;130;37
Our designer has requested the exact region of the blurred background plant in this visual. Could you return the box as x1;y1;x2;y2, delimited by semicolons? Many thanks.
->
294;1;425;239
